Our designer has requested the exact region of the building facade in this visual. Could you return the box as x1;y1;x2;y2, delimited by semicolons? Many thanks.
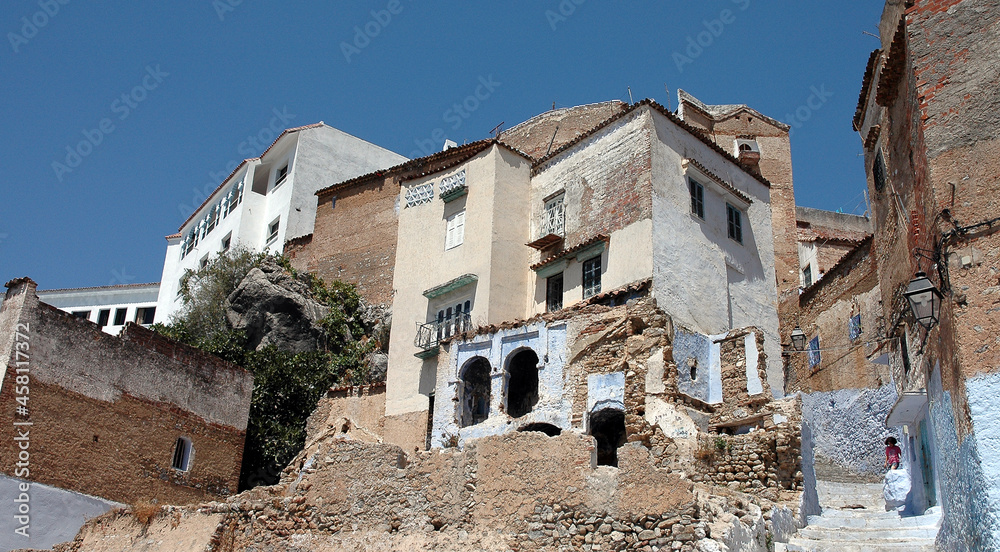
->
37;282;159;336
155;123;406;324
0;277;253;506
376;100;783;451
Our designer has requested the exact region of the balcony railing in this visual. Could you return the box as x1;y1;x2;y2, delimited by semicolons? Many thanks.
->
414;313;472;355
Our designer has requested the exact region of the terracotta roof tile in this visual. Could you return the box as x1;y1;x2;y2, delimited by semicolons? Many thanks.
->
853;49;882;131
530;234;609;271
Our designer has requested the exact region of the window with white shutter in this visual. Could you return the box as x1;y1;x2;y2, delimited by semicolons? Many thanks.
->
445;210;466;250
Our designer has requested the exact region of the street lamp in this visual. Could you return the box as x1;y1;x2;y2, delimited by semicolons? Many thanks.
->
790;326;807;351
904;271;943;330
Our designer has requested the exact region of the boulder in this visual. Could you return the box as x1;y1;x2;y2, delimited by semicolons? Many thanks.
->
225;258;331;353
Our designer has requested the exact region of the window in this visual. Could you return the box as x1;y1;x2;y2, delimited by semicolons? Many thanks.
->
436;300;471;341
206;204;218;234
873;150;887;193
267;218;280;243
135;307;156;325
583;256;602;299
330;196;337;210
221;233;231;253
808;336;821;367
113;308;127;326
171;437;192;471
542;194;565;236
274;163;289;187
97;309;111;327
689;179;705;219
226;182;243;215
727;203;743;244
445;210;466;250
404;183;434;207
802;265;813;288
71;311;90;320
200;255;209;269
546;272;564;312
849;314;863;341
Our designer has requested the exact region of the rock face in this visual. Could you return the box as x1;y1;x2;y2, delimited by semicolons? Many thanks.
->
225;258;331;353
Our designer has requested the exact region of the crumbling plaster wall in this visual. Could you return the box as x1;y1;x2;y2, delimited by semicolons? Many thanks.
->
0;279;251;505
649;110;783;399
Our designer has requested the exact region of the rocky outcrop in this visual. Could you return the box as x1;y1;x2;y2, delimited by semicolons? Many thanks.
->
224;258;331;353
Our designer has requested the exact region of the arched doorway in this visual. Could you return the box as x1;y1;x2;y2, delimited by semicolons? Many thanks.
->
589;408;626;467
459;357;491;427
506;349;539;418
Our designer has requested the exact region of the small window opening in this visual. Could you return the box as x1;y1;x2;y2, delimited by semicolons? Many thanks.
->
135;307;156;325
113;308;127;326
739;143;753;152
221;233;231;253
275;163;289;187
93;435;99;442
727;204;744;244
689;179;705;219
519;423;562;437
582;256;602;299
71;310;90;319
506;350;540;418
460;358;491;427
171;437;192;471
690;360;698;381
590;408;626;467
267;218;280;243
803;265;813;287
873;150;887;193
97;309;111;327
546;272;564;312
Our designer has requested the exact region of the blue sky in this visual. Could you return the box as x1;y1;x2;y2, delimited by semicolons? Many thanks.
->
0;1;884;290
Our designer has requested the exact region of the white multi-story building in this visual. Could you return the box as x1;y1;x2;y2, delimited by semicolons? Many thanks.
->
37;283;161;335
154;123;407;324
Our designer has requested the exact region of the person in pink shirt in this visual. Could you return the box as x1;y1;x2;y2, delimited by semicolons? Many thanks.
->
885;436;902;470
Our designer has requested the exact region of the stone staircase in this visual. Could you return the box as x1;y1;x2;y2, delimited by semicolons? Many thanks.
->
775;480;942;552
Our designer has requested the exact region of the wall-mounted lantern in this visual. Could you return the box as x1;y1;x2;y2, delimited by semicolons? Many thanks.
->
904;271;943;330
790;326;808;351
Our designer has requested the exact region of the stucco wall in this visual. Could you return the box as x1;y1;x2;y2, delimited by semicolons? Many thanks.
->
648;110;783;398
0;279;251;505
800;384;901;481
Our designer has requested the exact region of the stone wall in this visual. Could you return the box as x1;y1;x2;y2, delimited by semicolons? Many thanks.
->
0;278;252;506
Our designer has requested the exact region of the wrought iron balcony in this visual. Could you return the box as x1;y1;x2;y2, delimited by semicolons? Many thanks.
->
414;313;472;357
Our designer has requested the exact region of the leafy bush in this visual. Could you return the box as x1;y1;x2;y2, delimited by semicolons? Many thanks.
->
153;249;377;489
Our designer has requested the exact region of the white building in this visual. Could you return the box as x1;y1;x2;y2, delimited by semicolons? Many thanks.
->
37;283;160;335
380;99;783;448
154;123;407;324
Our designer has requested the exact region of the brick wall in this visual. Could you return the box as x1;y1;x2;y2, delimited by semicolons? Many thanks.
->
297;175;401;306
0;278;251;505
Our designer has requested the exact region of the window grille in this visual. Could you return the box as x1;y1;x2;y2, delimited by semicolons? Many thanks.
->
546;273;564;312
542;195;565;236
405;183;434;207
583;256;602;299
440;170;466;197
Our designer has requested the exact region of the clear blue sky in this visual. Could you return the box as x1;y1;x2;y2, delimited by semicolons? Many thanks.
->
0;1;884;290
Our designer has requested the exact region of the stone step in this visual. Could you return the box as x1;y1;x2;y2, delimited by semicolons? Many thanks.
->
806;511;940;530
796;525;939;541
776;537;936;552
